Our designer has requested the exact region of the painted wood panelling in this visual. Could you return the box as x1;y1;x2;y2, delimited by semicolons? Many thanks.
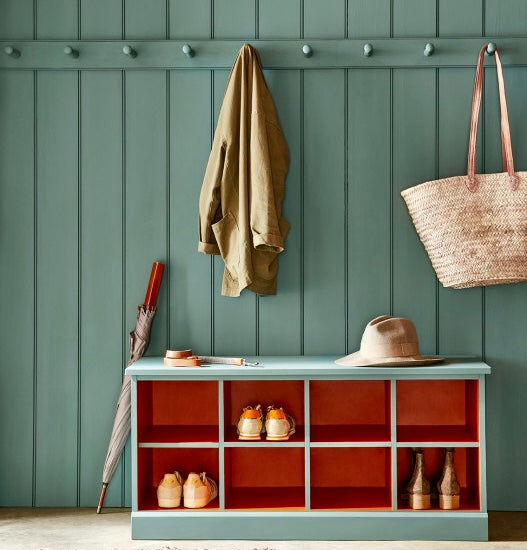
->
0;71;34;505
259;69;302;355
1;0;526;511
79;71;123;507
483;7;527;511
303;69;346;355
35;70;79;506
169;70;212;353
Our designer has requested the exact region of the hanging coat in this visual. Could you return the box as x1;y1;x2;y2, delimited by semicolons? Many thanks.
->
198;43;289;297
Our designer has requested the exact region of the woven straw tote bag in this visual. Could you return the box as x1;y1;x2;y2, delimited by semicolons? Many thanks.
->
401;44;527;289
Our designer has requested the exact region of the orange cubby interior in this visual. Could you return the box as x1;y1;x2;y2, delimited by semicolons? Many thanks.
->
310;447;392;510
224;447;305;509
310;380;391;442
223;380;304;442
397;447;480;511
137;380;218;443
137;447;220;510
396;380;478;442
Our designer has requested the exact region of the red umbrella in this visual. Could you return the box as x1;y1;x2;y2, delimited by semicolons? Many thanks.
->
97;262;164;513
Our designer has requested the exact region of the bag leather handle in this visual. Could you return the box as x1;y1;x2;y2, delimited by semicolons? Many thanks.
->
466;44;518;192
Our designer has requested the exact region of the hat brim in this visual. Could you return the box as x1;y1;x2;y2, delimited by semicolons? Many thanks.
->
335;352;444;367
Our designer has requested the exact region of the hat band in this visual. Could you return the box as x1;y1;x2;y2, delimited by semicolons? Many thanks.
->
361;341;419;359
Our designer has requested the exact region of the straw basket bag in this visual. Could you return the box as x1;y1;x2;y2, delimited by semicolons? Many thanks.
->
401;44;527;289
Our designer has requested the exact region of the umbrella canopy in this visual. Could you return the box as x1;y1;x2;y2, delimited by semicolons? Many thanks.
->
97;306;156;513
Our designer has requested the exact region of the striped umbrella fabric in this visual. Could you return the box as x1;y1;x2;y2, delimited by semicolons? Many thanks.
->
97;306;156;513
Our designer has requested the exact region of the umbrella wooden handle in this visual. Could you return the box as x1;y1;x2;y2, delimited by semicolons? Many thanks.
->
96;483;108;514
143;262;164;309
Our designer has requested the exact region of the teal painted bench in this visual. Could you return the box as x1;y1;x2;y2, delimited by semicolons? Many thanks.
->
126;356;490;541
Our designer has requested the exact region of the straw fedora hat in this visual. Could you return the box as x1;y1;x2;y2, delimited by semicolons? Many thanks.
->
336;315;443;367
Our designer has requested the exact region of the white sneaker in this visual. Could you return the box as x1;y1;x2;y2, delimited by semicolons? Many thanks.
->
265;406;296;441
157;471;183;508
237;404;264;440
183;472;218;508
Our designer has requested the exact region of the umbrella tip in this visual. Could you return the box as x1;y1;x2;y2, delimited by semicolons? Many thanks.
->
97;483;108;514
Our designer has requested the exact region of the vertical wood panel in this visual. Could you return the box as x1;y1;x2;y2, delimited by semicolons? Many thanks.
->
484;3;527;510
393;0;436;37
125;0;167;38
303;69;346;354
169;71;212;352
392;0;437;354
437;68;483;355
80;0;124;511
259;0;300;38
347;69;391;351
125;74;168;359
347;1;391;350
0;0;33;39
304;0;346;38
436;0;485;358
392;69;437;354
212;69;257;356
79;71;123;507
81;0;122;39
258;70;302;354
35;71;79;505
0;71;34;505
486;0;527;36
169;0;211;39
348;0;390;39
439;0;482;36
484;65;527;510
214;0;256;39
36;0;78;39
124;71;168;506
123;5;168;506
437;6;483;354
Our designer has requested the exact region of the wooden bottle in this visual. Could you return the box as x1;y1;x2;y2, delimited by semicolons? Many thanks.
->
405;448;431;509
437;448;460;510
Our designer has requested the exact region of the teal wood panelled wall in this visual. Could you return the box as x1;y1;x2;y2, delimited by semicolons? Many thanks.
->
0;0;526;510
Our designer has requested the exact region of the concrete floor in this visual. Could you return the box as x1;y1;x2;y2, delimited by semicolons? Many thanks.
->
0;509;526;550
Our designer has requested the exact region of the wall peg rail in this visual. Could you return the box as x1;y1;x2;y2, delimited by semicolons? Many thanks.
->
1;38;527;70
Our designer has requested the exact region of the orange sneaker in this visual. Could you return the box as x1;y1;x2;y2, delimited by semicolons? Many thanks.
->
183;472;218;508
265;406;296;441
237;404;264;440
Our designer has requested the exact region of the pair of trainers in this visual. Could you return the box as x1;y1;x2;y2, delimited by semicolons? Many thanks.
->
237;405;296;441
157;471;218;509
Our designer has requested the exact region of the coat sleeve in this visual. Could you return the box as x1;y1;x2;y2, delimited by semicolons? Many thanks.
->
198;141;225;255
249;113;289;253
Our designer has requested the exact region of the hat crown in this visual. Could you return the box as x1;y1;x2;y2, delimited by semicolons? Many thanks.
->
360;316;419;358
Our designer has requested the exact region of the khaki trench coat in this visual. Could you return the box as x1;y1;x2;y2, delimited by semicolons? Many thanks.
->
198;44;289;297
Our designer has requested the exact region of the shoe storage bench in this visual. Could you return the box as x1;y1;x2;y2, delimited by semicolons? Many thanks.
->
126;356;490;541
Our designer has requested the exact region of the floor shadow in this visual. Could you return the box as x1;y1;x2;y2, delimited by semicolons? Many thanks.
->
489;511;527;541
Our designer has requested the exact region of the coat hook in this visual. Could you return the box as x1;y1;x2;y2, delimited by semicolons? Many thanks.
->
363;43;373;57
486;42;497;56
182;44;194;58
424;42;435;57
302;44;313;58
123;45;137;58
4;46;20;58
64;46;79;58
